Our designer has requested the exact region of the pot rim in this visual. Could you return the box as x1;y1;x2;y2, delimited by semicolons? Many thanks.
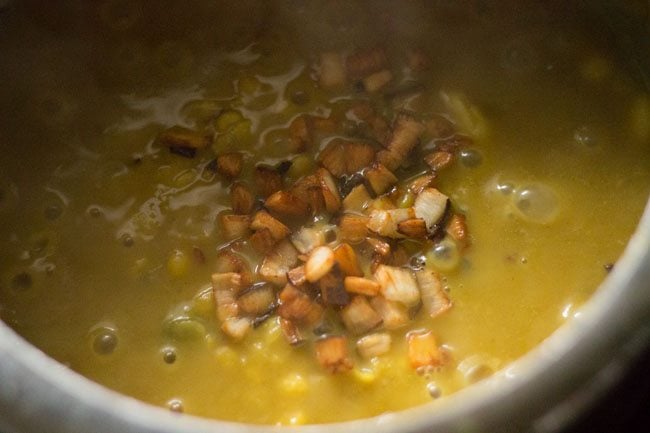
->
1;196;649;433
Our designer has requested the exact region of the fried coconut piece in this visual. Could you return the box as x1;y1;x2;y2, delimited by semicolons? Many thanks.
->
316;168;341;213
158;125;211;158
287;265;307;287
265;190;310;218
319;52;347;89
424;150;455;172
219;214;251;240
350;100;391;143
318;268;350;306
259;240;299;286
254;164;284;198
287;166;342;216
362;69;393;93
339;214;369;244
408;174;436;195
280;318;305;346
237;283;276;316
446;213;469;249
315;335;353;373
364;162;398;196
230;182;255;215
356;332;392;359
369;295;410;330
414;188;449;234
214;249;254;287
291;226;325;255
373;265;420;307
290;174;325;215
248;228;277;255
340;295;383;335
215;152;243;178
397;218;428;239
333;243;363;277
212;272;242;322
318;138;376;177
305;246;336;283
407;330;443;370
377;114;425;171
367;208;415;239
344;276;380;296
278;284;323;325
288;114;314;153
415;269;452;319
251;210;290;241
346;46;389;80
342;184;372;213
221;316;252;341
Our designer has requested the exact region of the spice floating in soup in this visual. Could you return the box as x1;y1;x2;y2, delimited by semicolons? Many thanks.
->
0;0;649;426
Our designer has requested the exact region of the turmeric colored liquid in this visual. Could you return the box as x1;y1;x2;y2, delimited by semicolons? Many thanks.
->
0;0;648;425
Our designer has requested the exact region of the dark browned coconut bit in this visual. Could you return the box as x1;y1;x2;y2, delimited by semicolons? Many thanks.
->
215;152;243;178
169;145;197;158
157;125;211;159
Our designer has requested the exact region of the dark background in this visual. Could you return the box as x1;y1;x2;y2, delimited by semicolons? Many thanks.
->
564;345;650;433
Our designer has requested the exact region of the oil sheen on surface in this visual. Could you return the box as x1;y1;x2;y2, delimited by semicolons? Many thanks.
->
0;0;649;425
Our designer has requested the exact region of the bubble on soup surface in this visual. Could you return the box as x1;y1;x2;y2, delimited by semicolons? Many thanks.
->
87;206;103;218
120;233;134;247
167;399;184;413
512;184;559;224
162;347;177;364
496;182;514;195
573;125;601;148
29;230;58;256
409;254;426;271
44;204;63;221
426;237;461;272
426;382;442;399
459;148;483;167
90;326;119;355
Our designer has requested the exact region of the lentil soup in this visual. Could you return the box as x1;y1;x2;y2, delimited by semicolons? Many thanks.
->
0;0;649;426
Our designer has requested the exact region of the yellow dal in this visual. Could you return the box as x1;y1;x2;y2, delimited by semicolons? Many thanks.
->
0;0;648;425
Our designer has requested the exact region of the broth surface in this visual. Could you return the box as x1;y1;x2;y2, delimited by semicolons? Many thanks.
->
0;0;649;425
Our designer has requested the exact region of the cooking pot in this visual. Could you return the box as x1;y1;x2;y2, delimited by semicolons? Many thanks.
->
0;1;648;432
